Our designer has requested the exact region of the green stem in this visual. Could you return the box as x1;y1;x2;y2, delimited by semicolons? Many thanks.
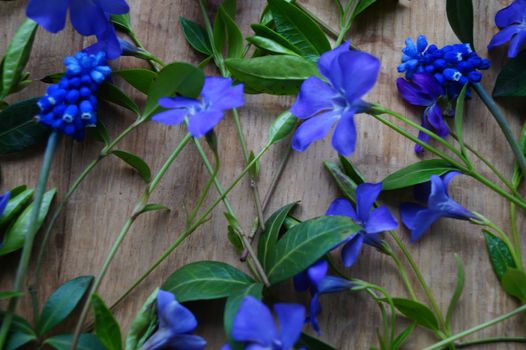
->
385;244;418;301
0;132;59;349
510;202;523;268
423;304;526;350
472;83;526;178
128;31;162;72
455;336;526;349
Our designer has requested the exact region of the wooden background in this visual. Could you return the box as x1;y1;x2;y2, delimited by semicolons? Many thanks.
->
1;0;526;349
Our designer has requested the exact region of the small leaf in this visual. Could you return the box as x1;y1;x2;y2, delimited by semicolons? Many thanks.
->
140;204;170;214
0;188;34;229
2;314;37;350
351;0;377;19
37;276;94;336
339;156;366;185
0;290;23;300
112;150;152;182
391;323;416;350
501;268;526;302
247;36;300;56
268;111;296;145
250;24;302;54
92;294;122;350
90;120;110;145
445;254;465;326
99;82;140;114
324;161;358;202
111;14;132;34
454;84;469;159
296;332;337;350
0;98;50;155
227;225;244;251
162;261;255;302
493;51;526;97
114;69;158;95
213;5;244;59
247;151;260;179
125;289;159;350
382;159;459;190
483;230;516;281
391;298;439;330
44;334;105;350
180;17;213;55
446;0;474;47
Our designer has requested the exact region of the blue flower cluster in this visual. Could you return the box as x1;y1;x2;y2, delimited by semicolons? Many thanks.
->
36;51;112;140
398;35;490;97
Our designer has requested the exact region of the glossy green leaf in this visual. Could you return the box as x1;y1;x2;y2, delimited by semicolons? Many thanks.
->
267;216;361;284
446;254;465;326
339;156;365;185
483;231;516;281
1;19;38;98
446;0;474;47
268;111;297;145
2;314;37;350
143;62;205;117
324;161;358;202
99;82;140;114
382;159;459;190
296;332;337;350
391;298;439;330
92;294;122;350
268;0;330;60
501;268;526;302
493;51;526;97
37;275;93;336
125;289;159;350
0;98;50;155
112;150;152;182
0;290;23;300
352;0;377;18
44;334;105;350
226;55;318;95
250;24;302;55
114;69;158;95
0;188;33;229
0;189;56;256
162;261;255;302
258;202;298;270
111;14;132;33
455;84;469;159
179;17;213;55
213;5;243;59
247;36;299;56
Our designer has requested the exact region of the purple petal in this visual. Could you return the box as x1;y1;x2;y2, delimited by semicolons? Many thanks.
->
308;293;322;334
409;209;442;242
317;276;353;294
211;83;245;111
337;51;380;102
508;30;526;58
331;111;357;156
291;76;339;119
397;77;434;107
152;109;187;126
488;25;521;49
495;1;526;28
306;260;329;291
427;175;450;208
428;175;473;220
442;171;460;196
400;202;427;231
293;271;310;292
157;290;198;334
365;206;398;234
26;0;68;33
415;118;432;154
187;110;225;138
86;24;122;60
318;42;351;80
159;96;199;109
69;0;108;36
291;111;339;152
341;233;364;267
0;192;10;217
274;303;305;349
96;0;130;14
326;198;358;221
412;74;444;99
426;104;448;138
231;296;277;345
246;344;272;350
356;182;383;223
167;335;207;350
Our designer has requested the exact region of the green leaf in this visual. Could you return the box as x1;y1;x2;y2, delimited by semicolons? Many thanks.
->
483;230;516;281
324;161;358;202
0;188;33;229
140;204;170;214
6;331;37;350
267;0;330;60
247;151;260;179
267;216;361;284
0;98;50;155
391;298;439;330
339;156;366;185
162;261;255;302
111;14;132;34
225;55;318;95
112;150;152;182
0;189;56;256
92;294;122;350
250;24;302;55
213;5;244;59
296;332;337;350
352;0;377;19
125;289;159;350
258;202;298;270
382;159;459;190
445;254;465;326
37;276;93;336
227;225;244;251
44;334;105;350
493;51;526;97
179;17;213;55
501;268;526;302
90;120;110;145
268;111;296;145
0;290;23;300
99;82;140;114
1;19;38;98
114;69;158;95
246;36;300;56
454;84;469;159
446;0;474;47
143;62;205;118
391;323;416;350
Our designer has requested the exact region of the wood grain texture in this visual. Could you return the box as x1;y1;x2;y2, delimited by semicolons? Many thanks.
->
1;0;526;349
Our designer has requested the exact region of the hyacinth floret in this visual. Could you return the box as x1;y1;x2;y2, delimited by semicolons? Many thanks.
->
36;51;112;140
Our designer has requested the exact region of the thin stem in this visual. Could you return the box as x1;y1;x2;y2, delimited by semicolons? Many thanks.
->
128;31;162;72
455;336;526;349
423;304;526;350
0;132;59;349
385;244;418;301
510;202;523;268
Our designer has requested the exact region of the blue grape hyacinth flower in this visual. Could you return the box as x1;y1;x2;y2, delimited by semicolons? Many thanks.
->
222;296;305;350
488;0;526;58
327;183;398;268
142;290;207;350
400;172;476;242
290;42;380;156
152;77;244;138
36;51;112;140
0;192;10;218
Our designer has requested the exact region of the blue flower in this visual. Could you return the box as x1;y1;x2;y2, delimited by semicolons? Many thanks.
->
400;172;475;242
26;0;129;59
36;51;112;140
142;290;207;350
397;35;433;79
223;296;305;350
488;0;526;58
152;77;244;138
290;42;380;156
0;192;10;218
326;183;398;267
396;73;447;153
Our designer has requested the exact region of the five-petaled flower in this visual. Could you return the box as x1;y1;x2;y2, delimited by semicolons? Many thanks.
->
488;0;526;58
152;77;244;138
0;192;10;218
400;172;475;242
142;290;207;350
326;183;398;268
222;296;305;350
290;42;380;156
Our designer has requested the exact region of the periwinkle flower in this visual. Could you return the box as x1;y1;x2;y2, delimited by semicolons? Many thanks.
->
327;183;398;268
142;290;207;350
396;73;447;153
488;0;526;58
400;172;475;242
290;42;380;156
152;77;244;138
37;51;112;140
222;296;305;350
0;192;10;218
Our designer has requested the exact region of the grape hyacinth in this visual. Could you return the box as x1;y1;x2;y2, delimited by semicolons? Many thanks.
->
36;51;112;140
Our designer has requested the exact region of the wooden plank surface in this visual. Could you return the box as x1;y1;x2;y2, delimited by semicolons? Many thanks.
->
1;0;525;348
